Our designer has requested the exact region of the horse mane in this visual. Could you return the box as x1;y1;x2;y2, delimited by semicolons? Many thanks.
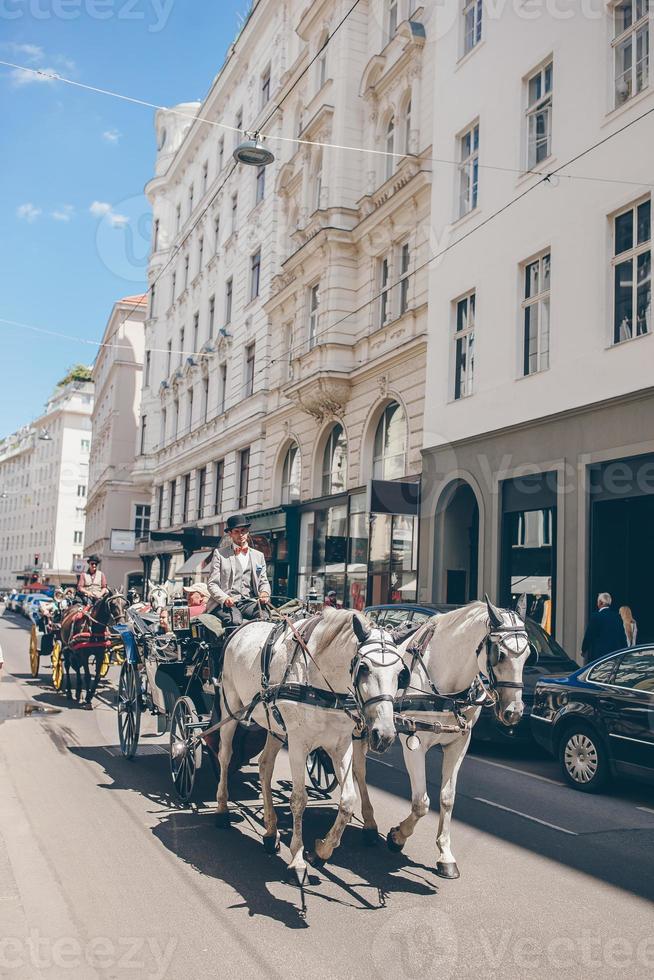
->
428;601;488;639
314;608;369;653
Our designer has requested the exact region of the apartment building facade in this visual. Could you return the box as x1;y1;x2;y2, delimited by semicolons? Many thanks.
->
138;0;433;603
84;295;150;592
0;378;94;589
420;1;654;653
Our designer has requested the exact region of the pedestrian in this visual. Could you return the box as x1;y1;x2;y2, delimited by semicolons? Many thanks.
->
581;592;627;664
619;605;638;647
207;514;271;626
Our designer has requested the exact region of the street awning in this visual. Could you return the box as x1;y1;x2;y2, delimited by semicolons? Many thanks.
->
174;550;212;577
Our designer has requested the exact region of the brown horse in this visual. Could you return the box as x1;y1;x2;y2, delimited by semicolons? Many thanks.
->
60;591;128;708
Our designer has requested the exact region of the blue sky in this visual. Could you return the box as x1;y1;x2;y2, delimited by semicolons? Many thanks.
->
0;0;249;437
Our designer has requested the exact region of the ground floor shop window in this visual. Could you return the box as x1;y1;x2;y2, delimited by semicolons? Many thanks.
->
369;513;418;605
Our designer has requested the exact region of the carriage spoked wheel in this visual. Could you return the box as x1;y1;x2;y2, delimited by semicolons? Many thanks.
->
117;662;141;759
51;640;64;691
170;696;203;805
29;625;40;678
306;747;338;794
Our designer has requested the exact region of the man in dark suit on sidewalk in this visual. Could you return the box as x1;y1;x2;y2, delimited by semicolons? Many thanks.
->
582;592;627;664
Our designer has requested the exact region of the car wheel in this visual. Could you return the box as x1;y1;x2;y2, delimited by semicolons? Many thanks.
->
558;724;608;793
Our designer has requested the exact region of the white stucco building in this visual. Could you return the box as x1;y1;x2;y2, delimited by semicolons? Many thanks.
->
137;0;433;603
420;2;654;652
84;295;151;592
0;377;94;590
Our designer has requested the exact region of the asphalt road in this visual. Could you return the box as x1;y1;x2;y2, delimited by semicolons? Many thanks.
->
1;610;653;980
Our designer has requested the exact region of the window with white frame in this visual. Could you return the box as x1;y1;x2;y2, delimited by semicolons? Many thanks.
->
134;504;151;538
214;215;220;252
225;277;233;325
187;386;194;430
521;252;551;375
231;193;238;234
171;271;176;305
218;135;224;172
184;254;190;290
458;122;479;217
398;241;410;314
313;151;323;211
175;203;181;233
202;161;208;196
322;424;348;494
250;249;261;301
373;402;407;480
404;98;412;155
526;61;553;168
317;35;328;90
613;197;651;343
208;295;215;337
308;283;320;349
219;363;227;413
245;343;255;397
188;183;194;217
284;322;294;380
453;291;475;399
613;0;650;107
388;0;399;41
73;530;83;544
198;236;204;274
379;254;391;326
462;0;482;55
256;164;266;205
281;443;301;503
385;117;395;181
202;375;209;422
261;65;271;108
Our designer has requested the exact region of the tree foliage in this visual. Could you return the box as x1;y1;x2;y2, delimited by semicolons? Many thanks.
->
57;364;93;387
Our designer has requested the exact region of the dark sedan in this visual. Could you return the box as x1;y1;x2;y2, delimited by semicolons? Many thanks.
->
365;602;578;743
531;646;654;791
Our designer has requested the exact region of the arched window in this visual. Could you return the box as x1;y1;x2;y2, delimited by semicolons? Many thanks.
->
373;402;406;479
404;98;412;155
281;443;301;503
322;424;348;495
385;116;395;181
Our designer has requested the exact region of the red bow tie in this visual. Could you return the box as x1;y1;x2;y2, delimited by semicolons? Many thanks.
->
234;545;249;555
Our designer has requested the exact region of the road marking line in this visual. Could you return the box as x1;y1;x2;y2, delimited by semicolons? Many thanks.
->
470;755;565;787
474;797;578;835
636;805;654;815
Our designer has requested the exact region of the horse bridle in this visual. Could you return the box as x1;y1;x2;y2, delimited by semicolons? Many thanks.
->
478;616;532;693
350;629;408;711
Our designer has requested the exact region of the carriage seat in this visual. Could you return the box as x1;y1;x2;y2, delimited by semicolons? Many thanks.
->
193;613;225;640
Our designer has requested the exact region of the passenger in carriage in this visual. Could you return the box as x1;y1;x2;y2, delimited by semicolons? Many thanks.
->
207;514;271;627
158;583;210;632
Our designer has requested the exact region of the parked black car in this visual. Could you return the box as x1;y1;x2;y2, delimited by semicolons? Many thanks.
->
531;646;654;791
365;602;578;743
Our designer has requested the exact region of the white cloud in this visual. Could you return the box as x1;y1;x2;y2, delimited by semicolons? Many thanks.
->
51;205;74;222
102;129;121;144
55;56;76;72
17;203;42;222
89;201;129;229
10;65;59;87
9;43;44;62
89;201;112;217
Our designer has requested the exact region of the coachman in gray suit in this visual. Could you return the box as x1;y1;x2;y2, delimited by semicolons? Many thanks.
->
207;514;272;626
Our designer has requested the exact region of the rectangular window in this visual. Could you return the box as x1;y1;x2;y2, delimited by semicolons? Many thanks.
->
250;249;261;301
219;362;227;413
202;161;208;195
231;193;238;234
188;183;194;217
245;343;255;397
613;0;650;107
261;65;271;107
80;438;91;453
208;295;215;337
182;473;191;524
379;255;391;326
214;215;220;252
161;407;167;446
184;254;190;290
187;386;194;430
214;459;224;515
192;311;199;352
202;375;209;422
388;0;398;40
225;278;233;325
144;350;151;388
238;448;250;509
454;291;476;399
522;252;551;375
77;484;86;498
139;414;147;455
256;165;266;204
613;197;651;342
171;271;176;305
198;236;204;273
399;242;410;314
173;398;179;438
318;43;328;89
148;284;156;318
175;203;181;233
462;0;483;55
157;485;164;526
218;135;224;172
153;218;159;252
73;530;83;544
197;467;206;520
308;283;320;349
179;326;185;366
458;122;479;217
526;61;553;169
134;504;151;538
169;478;176;525
166;341;172;376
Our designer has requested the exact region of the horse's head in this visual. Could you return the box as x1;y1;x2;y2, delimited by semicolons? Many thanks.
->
148;583;169;611
102;589;129;626
483;595;535;727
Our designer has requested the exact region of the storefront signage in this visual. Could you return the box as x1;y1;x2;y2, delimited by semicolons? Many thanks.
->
367;479;420;516
110;529;136;552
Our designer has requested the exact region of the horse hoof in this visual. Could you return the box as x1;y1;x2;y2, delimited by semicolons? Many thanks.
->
305;849;325;869
214;812;231;829
82;702;93;711
386;828;405;853
361;828;379;847
262;835;280;855
436;861;460;880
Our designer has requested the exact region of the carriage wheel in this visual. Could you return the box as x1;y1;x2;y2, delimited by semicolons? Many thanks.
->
118;662;141;759
51;640;64;691
170;696;203;804
29;625;40;678
306;747;338;794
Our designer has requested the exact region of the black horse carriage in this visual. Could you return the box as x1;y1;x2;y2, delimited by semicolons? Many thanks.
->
116;599;337;803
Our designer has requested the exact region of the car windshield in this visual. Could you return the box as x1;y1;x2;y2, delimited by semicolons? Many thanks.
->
526;619;576;666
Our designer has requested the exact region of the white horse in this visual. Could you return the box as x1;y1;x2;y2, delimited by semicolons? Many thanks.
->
354;596;533;880
147;580;172;612
214;607;407;883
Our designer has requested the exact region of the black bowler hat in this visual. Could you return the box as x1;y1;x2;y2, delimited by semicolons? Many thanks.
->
85;554;101;564
225;514;252;532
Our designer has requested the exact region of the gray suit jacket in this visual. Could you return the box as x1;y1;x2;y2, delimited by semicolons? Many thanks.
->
207;545;271;607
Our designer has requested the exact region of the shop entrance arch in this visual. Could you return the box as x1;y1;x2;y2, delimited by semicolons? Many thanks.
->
435;480;479;604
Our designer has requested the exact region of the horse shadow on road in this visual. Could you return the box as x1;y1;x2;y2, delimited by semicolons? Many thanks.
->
68;743;439;928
